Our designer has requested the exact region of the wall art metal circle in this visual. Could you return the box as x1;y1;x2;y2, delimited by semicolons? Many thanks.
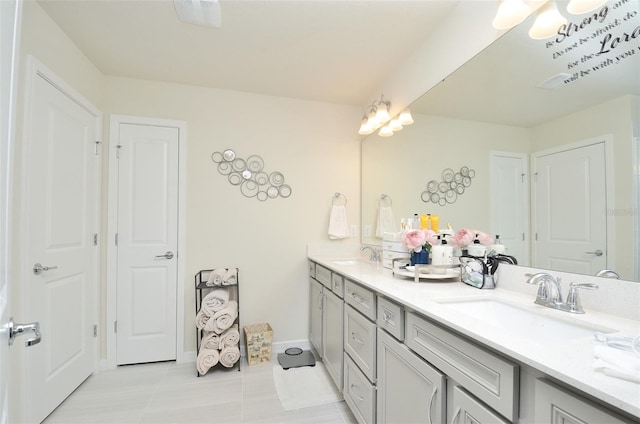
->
421;166;475;205
211;149;292;201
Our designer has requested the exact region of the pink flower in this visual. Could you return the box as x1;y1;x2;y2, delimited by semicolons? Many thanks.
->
402;229;436;252
451;228;474;248
475;231;493;245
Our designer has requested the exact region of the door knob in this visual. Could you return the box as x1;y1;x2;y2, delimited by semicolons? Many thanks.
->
33;263;58;275
8;317;41;347
585;249;603;257
155;251;174;260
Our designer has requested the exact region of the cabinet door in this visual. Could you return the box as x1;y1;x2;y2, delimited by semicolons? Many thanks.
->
309;277;323;357
323;289;344;391
377;329;446;424
451;386;509;424
534;379;634;424
345;305;377;382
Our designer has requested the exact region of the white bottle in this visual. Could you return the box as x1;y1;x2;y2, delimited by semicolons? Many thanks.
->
488;234;506;254
431;236;454;265
467;234;486;257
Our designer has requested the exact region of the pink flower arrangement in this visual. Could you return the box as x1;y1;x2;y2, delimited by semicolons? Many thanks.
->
451;229;493;248
402;229;438;253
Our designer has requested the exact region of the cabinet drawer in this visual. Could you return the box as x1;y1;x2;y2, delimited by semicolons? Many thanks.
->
382;241;408;252
382;250;410;261
405;312;519;421
345;280;376;321
308;261;316;279
331;273;344;298
451;385;509;424
345;305;376;382
344;354;376;424
315;264;332;288
377;296;404;341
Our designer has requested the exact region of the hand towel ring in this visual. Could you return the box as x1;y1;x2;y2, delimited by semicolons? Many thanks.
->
378;194;392;207
333;192;347;206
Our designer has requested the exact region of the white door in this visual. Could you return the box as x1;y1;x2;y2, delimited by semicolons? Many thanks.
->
23;65;100;423
1;1;21;422
533;142;607;275
115;122;179;365
490;151;529;265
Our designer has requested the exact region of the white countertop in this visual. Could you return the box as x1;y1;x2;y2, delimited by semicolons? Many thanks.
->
308;254;640;419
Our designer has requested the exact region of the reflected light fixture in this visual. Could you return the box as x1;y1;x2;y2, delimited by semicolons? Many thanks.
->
567;0;608;14
492;0;531;30
174;0;221;28
357;96;414;137
528;1;567;39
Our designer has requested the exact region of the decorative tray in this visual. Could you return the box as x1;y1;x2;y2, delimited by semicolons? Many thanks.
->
391;259;461;283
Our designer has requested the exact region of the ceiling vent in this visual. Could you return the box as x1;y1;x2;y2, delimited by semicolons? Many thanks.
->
536;73;574;89
174;0;221;28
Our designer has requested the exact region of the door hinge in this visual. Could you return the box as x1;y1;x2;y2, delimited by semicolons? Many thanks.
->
114;321;117;333
115;233;118;246
94;141;102;155
93;324;97;337
534;172;539;182
521;173;526;183
535;232;538;241
115;144;122;159
522;233;525;241
94;233;98;246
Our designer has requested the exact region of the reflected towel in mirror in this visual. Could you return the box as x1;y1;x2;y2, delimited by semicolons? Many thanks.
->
376;205;397;238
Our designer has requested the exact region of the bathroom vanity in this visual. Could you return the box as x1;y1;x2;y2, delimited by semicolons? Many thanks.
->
308;256;640;424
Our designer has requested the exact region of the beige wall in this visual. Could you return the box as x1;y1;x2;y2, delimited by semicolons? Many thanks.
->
103;77;361;353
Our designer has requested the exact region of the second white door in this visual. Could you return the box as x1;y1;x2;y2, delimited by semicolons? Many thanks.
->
115;121;180;365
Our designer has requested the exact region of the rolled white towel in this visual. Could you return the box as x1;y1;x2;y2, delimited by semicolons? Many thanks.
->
197;347;220;375
201;331;221;350
220;324;240;349
219;345;240;368
593;344;640;383
206;268;226;287
222;268;237;286
200;288;230;316
204;301;238;334
195;310;209;330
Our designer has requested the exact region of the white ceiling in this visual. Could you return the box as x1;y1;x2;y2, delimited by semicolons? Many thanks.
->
37;0;460;106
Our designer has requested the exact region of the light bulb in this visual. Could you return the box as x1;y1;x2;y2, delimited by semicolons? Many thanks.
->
492;0;531;30
375;103;391;124
567;0;607;14
398;109;414;125
358;118;373;135
529;2;567;40
379;125;394;137
389;119;403;131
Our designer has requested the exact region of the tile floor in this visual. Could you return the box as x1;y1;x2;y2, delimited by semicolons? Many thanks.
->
44;360;357;424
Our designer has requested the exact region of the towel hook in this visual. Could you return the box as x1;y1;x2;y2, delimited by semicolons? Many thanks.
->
333;192;347;206
378;194;392;207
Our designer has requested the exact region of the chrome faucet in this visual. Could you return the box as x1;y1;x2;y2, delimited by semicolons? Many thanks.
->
360;246;381;262
524;273;598;314
596;269;620;279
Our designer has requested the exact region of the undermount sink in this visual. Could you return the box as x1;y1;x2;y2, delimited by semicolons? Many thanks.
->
437;298;616;343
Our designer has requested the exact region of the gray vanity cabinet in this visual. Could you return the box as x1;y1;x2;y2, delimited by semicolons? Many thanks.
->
323;288;344;390
534;379;634;424
451;385;510;424
377;328;446;424
309;277;323;356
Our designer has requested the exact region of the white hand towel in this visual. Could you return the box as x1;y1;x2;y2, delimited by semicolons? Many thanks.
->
201;331;221;350
197;347;220;375
222;268;237;286
219;345;241;368
206;268;226;287
220;324;240;349
328;205;350;239
195;310;209;330
376;205;397;238
200;288;230;316
204;300;238;334
593;344;640;383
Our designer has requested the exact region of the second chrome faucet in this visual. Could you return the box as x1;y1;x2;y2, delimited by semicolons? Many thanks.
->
525;272;598;314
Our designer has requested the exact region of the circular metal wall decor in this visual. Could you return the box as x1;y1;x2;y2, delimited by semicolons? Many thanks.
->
421;165;475;205
211;149;292;200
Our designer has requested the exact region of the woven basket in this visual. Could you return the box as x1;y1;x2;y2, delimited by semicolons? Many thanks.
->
243;323;273;365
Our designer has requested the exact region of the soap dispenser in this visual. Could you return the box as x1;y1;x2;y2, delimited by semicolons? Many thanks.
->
431;235;453;265
467;234;486;257
489;234;506;254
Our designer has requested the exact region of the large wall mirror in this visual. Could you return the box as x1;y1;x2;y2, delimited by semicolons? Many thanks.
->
362;0;639;281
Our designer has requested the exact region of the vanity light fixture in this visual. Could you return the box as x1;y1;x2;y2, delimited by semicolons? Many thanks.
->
528;1;567;39
567;0;607;14
378;125;394;137
492;0;531;30
374;95;392;124
398;108;414;125
358;96;414;137
174;0;221;28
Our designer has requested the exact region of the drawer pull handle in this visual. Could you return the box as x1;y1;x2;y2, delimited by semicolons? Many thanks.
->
451;407;461;424
382;311;395;323
349;383;365;401
353;293;364;303
351;332;365;345
428;388;437;424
